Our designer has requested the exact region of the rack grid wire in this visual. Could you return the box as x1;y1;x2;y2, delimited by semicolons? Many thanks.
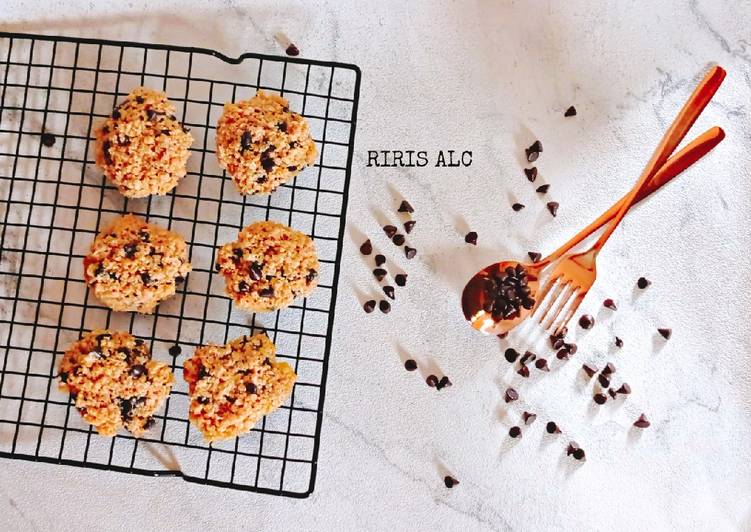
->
0;31;360;498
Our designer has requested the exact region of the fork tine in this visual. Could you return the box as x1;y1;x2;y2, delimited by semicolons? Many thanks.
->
537;278;568;325
533;274;559;315
553;289;586;336
543;283;576;332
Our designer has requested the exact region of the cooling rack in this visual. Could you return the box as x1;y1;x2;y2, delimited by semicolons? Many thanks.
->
0;31;360;498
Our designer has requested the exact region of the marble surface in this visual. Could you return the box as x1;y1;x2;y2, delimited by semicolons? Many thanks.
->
1;1;751;530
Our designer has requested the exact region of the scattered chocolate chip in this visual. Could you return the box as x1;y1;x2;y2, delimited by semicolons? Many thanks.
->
608;388;618;399
509;426;522;438
512;203;525;212
426;374;439;387
285;43;300;56
497;332;508;339
517;365;530;378
404;247;417;259
143;417;156;430
404;359;417;371
535;358;550;371
546;201;559;217
522;411;537;425
41;132;56;147
602;362;616;375
657;328;672;340
168;345;181;357
603;298;617;310
598;374;610;388
535;184;550;194
615;336;623;348
572;448;586;461
360;239;373;255
259;287;275;298
363;300;376;313
504;348;519;363
245;382;257;394
394;274;407;287
436;376;452;390
637;277;651;289
593;393;607;405
392;234;405;246
375;254;386;266
520;351;536;365
556;348;570;361
383;286;395;300
616;383;631;395
582;364;597;378
524;167;537;182
464;231;478;245
383;225;397;238
130;364;147;378
546;421;561;434
633;414;651;428
444;475;459;488
379;300;391;313
504;387;519;403
566;441;579;455
528;251;541;263
564;105;577;117
398;200;414;213
525;140;543;162
404;220;416;234
578;314;594;329
373;268;387;281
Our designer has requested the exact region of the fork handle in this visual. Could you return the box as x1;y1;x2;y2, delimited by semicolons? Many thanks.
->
591;65;726;252
542;126;724;264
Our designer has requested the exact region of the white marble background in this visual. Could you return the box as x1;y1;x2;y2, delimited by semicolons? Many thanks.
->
1;1;750;530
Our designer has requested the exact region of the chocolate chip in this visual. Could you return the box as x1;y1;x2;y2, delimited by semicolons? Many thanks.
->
603;298;617;310
140;272;151;285
582;364;597;378
464;231;478;245
608;388;617;399
593;393;607;405
238;280;250;293
444;475;459;488
615;336;623;348
123;243;137;259
504;387;519;403
520;351;536;365
135;96;144;104
245;382;257;394
504;348;519;363
546;421;560;434
546;201;559;217
572;448;586;461
602;362;616;375
392;234;405;246
168;345;181;357
111;109;121;119
287;165;297;171
130;364;146;378
522;411;537;425
426;374;438;387
657;328;672;340
197;396;210;405
436;376;452;390
598;374;610;388
524;167;537;182
564;105;577;117
404;247;417;259
240;131;253;151
512;203;525;212
363;300;376;313
517;365;530;378
285;43;300;56
261;151;276;172
404;359;417;371
395;274;407;287
379;300;391;313
535;184;550;194
375;254;386;266
637;277;651;289
404;220;416;234
175;275;185;284
509;426;522;438
94;263;105;277
383;286;395;300
525;140;543;162
535;358;549;371
566;441;579;456
383;225;397;238
259;287;275;298
528;251;541;263
41;132;56;147
198;366;210;380
578;314;594;329
616;383;631;395
276;121;287;132
556;349;570;360
248;262;264;281
633;414;651;428
119;398;135;419
373;268;387;281
59;371;68;383
398;200;414;213
565;342;577;355
360;239;373;255
263;357;273;367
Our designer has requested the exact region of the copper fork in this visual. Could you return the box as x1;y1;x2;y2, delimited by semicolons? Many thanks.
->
535;65;726;335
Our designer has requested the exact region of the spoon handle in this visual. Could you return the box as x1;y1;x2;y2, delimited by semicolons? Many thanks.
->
541;126;724;265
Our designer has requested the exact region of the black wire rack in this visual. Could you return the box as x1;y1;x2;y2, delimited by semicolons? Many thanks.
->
0;31;360;498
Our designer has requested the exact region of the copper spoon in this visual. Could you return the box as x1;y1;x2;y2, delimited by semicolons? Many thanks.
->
462;125;725;335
